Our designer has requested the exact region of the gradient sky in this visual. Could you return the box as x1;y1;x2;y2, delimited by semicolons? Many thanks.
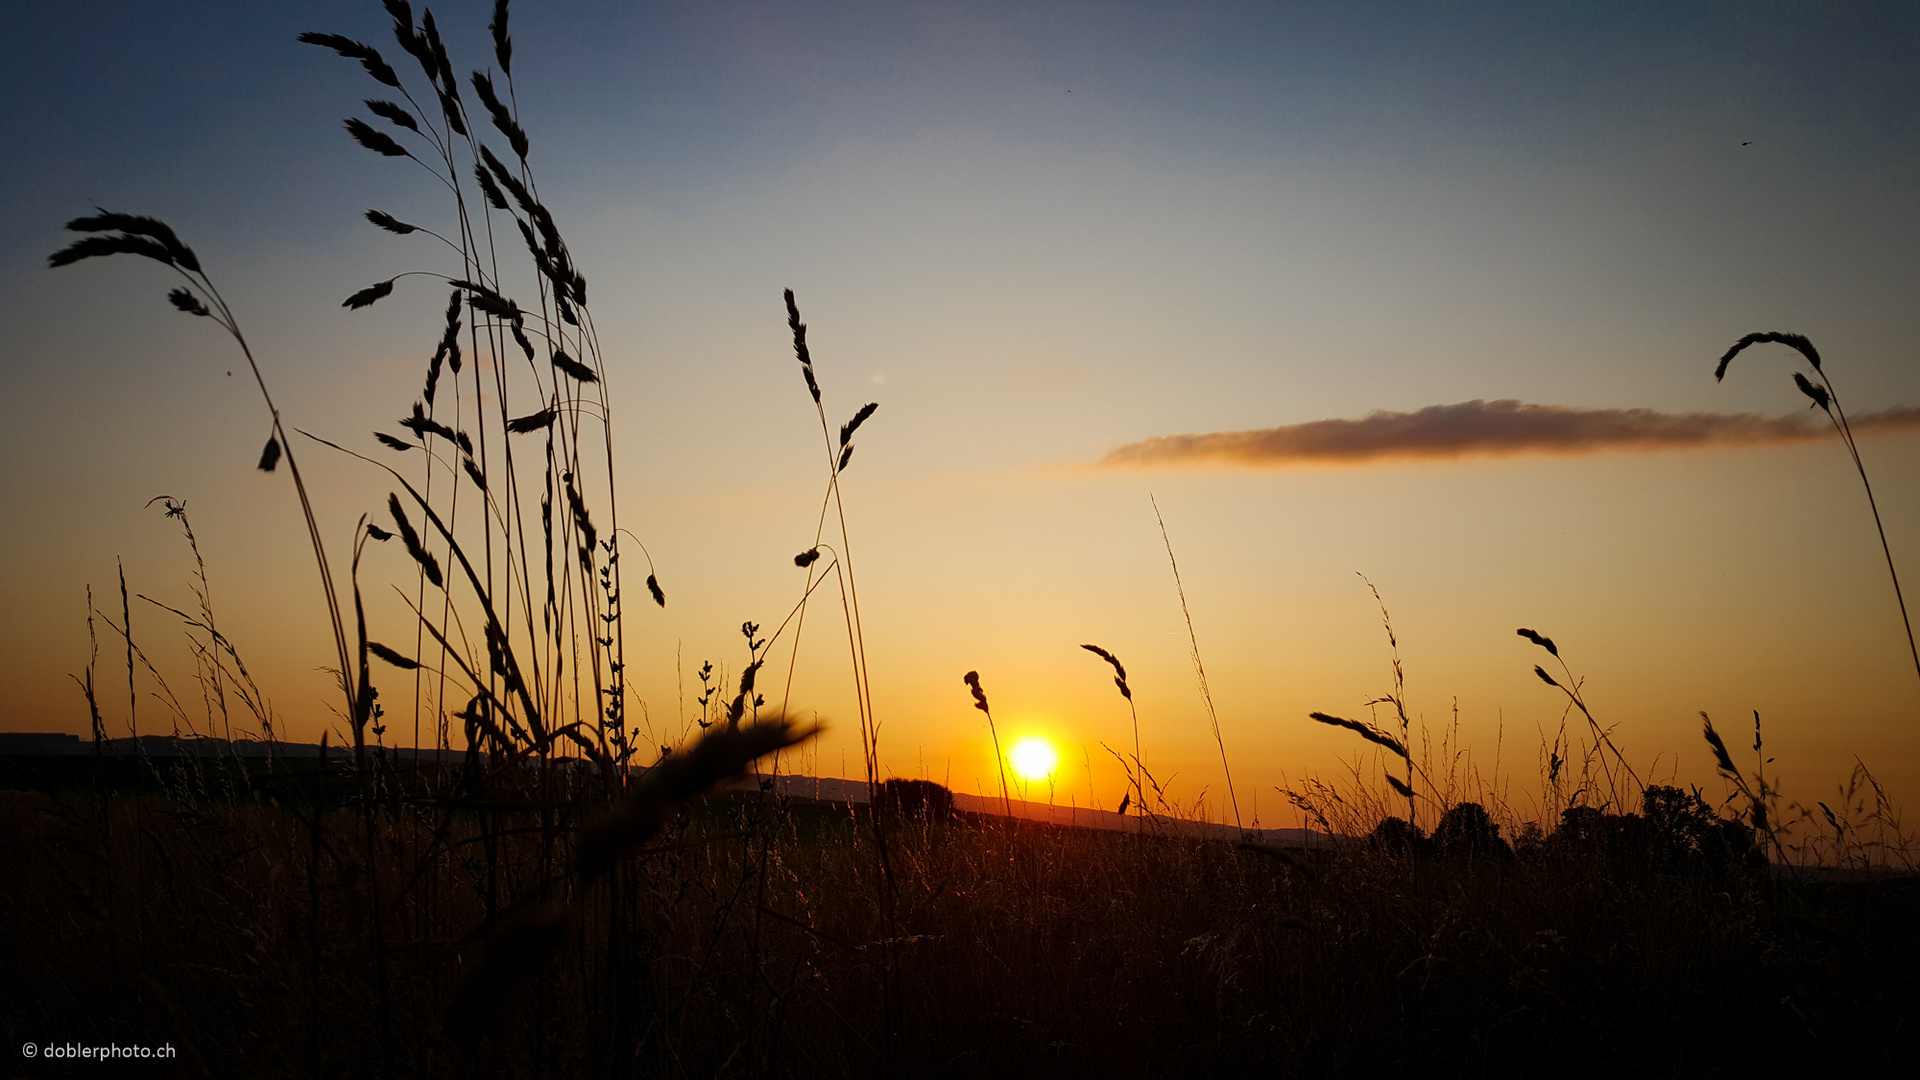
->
5;1;1919;831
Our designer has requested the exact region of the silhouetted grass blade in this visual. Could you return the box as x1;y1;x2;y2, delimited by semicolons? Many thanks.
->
505;408;556;434
840;402;879;448
471;71;529;159
387;492;442;588
64;211;201;270
491;0;512;75
1308;711;1410;761
1716;330;1821;380
365;209;417;234
344;118;408;157
168;288;210;316
367;641;419;669
48;233;177;269
343;279;396;309
551;351;598;383
296;32;402;89
363;99;419;133
1516;628;1558;656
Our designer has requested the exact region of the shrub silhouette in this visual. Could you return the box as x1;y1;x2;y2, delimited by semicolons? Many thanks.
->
1550;788;1759;874
1432;802;1510;859
881;778;955;820
1367;815;1428;858
1641;784;1760;872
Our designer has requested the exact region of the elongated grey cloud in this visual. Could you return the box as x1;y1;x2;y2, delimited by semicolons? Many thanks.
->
1100;399;1920;468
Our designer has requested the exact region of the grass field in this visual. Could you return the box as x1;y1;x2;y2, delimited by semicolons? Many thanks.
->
4;766;1918;1078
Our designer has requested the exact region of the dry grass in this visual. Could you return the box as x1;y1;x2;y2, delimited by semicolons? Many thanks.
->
5;779;1918;1077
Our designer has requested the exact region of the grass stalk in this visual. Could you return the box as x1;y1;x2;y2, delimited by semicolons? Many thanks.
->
1151;496;1243;833
1717;331;1920;691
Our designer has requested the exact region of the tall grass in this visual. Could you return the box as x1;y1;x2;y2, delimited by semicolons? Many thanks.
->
26;4;1920;1076
1152;496;1243;832
47;0;833;1069
50;214;359;757
1717;331;1920;689
1080;643;1145;826
10;751;1918;1075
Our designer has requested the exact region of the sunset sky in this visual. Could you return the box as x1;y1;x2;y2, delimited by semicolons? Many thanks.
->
4;0;1918;829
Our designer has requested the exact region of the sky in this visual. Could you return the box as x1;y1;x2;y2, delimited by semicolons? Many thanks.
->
4;0;1919;833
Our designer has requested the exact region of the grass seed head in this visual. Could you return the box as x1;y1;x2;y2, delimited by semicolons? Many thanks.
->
552;350;598;383
344;117;408;157
491;0;513;75
1516;627;1558;656
367;641;419;669
505;408;556;434
365;208;416;233
387;492;443;588
1080;643;1132;699
363;100;419;133
1701;711;1740;778
576;717;817;881
343;278;396;309
296;32;401;89
1308;711;1410;761
1717;330;1822;380
167;288;210;316
963;670;989;713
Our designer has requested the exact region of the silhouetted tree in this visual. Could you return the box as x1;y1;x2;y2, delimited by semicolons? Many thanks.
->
1641;784;1759;873
1368;815;1428;858
881;778;955;820
1432;802;1510;860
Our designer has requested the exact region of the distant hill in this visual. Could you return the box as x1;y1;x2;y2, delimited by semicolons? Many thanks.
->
0;735;1336;845
0;731;431;761
714;773;1337;847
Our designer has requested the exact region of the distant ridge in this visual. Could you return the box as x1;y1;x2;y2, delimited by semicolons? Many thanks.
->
0;736;1337;846
714;773;1337;847
0;731;437;761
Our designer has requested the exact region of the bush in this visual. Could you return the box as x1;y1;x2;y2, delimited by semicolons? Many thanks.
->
881;778;955;819
1432;801;1511;859
1367;815;1428;857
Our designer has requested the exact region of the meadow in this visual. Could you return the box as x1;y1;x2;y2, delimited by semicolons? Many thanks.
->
8;2;1920;1076
4;757;1917;1077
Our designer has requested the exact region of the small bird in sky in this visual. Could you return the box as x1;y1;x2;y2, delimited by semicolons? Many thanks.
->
1742;141;1752;146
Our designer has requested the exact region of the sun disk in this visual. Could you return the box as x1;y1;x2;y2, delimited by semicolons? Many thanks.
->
1008;736;1059;782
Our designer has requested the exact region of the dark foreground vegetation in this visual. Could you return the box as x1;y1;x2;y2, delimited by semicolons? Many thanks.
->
4;769;1916;1079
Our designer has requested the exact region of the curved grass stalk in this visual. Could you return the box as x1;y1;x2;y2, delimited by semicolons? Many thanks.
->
1717;332;1920;691
48;221;363;757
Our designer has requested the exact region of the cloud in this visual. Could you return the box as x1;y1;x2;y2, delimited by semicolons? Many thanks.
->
1099;399;1920;469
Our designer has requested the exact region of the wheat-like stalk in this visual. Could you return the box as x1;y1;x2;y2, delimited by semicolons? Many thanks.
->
1081;643;1146;828
1717;332;1920;692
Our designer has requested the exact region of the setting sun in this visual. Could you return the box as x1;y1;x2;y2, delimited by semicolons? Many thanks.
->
1008;736;1060;782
